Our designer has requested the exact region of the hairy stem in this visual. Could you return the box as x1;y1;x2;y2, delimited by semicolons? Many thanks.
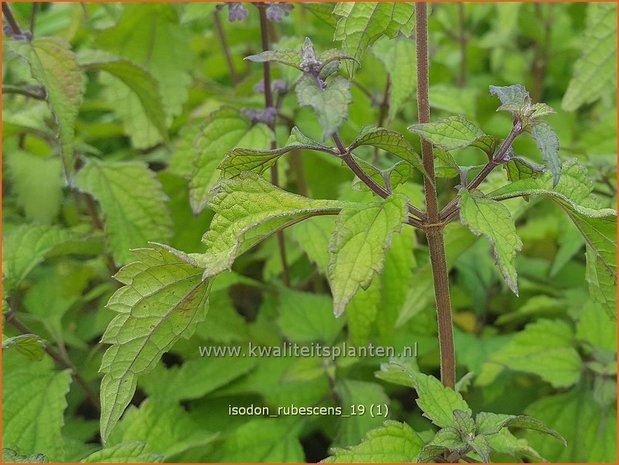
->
257;3;290;286
2;2;23;36
6;313;101;412
2;84;46;100
214;9;239;86
416;2;456;388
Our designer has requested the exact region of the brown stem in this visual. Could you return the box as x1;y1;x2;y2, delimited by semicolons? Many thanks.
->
214;9;239;86
257;3;290;287
6;313;101;412
457;3;467;87
416;2;455;389
2;2;23;36
531;4;552;102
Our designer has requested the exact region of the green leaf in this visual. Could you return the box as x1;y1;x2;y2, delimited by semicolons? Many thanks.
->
334;380;390;446
418;428;467;462
3;352;71;461
576;301;617;352
490;162;617;312
106;400;218;459
2;334;46;361
324;421;423;463
408;115;487;151
81;443;163;463
333;3;415;76
486;319;582;388
562;3;617;111
372;36;416;122
2;224;78;294
531;121;561;187
5;151;63;224
505;155;545;182
349;127;426;177
3;449;47;463
485;428;546;462
347;279;381;345
198;173;344;280
409;371;472;429
475;412;566;445
296;74;351;138
219;127;335;178
80;53;167;141
525;386;617;462
97;4;193;148
99;245;211;442
328;194;407;316
189;107;274;213
278;288;344;344
459;190;523;295
290;216;335;274
10;37;84;178
489;84;530;110
140;356;257;402
211;419;305;462
244;48;303;70
74;159;173;265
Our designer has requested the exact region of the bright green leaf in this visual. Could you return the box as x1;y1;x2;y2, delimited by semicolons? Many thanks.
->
531;121;561;187
408;115;486;151
74;159;173;265
99;245;211;442
324;421;423;463
328;194;408;316
459;190;523;295
562;3;617;111
81;442;163;463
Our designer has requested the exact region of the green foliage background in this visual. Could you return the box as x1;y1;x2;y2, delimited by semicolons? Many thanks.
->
2;2;617;463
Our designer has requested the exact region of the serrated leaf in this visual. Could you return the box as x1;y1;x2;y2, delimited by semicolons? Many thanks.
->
99;245;211;442
409;371;472;429
106;400;218;459
476;412;566;445
81;442;163;463
10;37;84;178
278;288;344;344
198;173;345;280
3;352;71;461
219;127;335;178
490;162;616;313
244;48;303;69
408;115;486;151
505;155;545;182
487;319;582;387
74;159;173;265
296;74;351;139
372;36;416;122
189;107;274;213
328;194;407;316
97;4;193;148
3;449;47;463
418;428;467;462
324;421;423;463
333;3;415;76
486;428;546;462
349;127;426;177
2;334;46;361
459;190;523;295
2;224;78;294
531;121;561;186
562;3;617;111
489;84;530;110
80;53;167;141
